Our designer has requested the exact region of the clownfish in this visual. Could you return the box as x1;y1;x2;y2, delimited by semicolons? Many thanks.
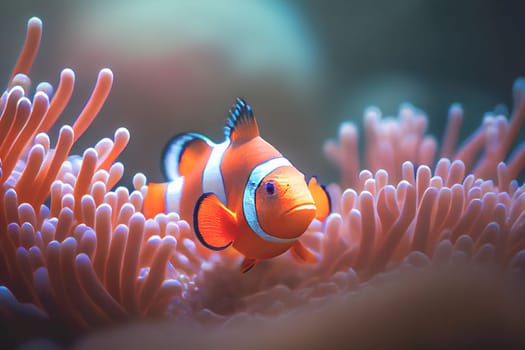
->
143;98;330;272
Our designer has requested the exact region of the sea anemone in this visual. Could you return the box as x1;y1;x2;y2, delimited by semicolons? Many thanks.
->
0;18;193;345
1;17;525;349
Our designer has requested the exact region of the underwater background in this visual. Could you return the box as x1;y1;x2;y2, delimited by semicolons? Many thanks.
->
1;0;524;185
1;2;525;349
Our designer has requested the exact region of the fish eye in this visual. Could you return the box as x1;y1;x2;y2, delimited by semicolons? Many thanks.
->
265;181;275;195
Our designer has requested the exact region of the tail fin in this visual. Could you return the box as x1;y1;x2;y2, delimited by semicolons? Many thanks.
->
161;132;213;181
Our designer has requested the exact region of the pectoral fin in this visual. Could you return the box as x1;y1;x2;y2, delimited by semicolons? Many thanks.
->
308;176;331;221
291;241;317;263
193;193;237;250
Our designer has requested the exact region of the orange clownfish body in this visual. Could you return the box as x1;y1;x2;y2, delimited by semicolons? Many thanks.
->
143;98;331;272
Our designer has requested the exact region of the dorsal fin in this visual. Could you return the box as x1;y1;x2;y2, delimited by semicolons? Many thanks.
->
224;98;260;143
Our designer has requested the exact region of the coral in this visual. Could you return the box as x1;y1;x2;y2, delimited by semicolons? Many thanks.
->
1;17;525;349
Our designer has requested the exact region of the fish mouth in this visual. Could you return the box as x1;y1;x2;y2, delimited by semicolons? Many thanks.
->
283;203;317;216
274;203;317;239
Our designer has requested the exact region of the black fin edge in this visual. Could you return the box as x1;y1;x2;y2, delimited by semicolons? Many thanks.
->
241;263;256;273
224;97;254;139
308;175;332;214
193;192;232;251
240;257;257;273
161;132;210;181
